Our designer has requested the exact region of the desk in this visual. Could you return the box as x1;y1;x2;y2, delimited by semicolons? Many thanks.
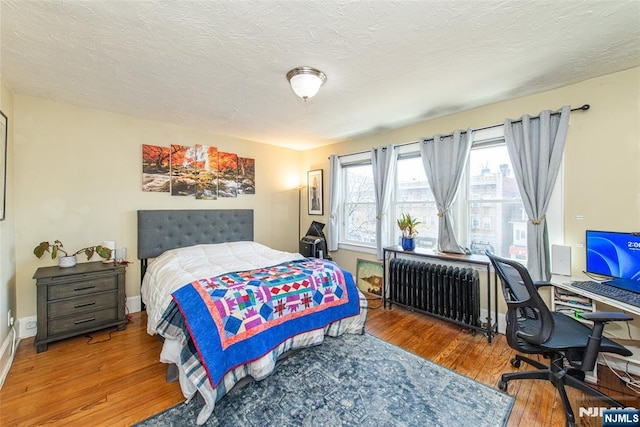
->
551;275;640;316
383;246;498;343
550;276;640;379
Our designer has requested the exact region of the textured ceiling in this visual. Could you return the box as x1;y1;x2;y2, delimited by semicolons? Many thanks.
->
1;1;639;150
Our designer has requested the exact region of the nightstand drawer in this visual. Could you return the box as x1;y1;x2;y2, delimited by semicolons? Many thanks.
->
48;276;117;300
48;307;118;336
48;291;118;319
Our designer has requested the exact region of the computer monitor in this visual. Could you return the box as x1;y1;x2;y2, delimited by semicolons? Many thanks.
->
305;221;325;238
586;230;640;289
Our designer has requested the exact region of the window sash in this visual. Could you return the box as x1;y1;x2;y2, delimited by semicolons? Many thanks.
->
340;161;376;247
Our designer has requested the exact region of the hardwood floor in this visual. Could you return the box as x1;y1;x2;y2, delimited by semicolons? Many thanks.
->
1;306;637;426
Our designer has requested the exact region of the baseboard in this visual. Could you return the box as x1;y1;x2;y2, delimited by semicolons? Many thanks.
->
17;316;37;339
126;295;142;314
599;352;640;377
0;327;17;389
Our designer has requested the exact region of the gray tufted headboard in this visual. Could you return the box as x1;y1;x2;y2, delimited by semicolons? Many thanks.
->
137;209;254;292
137;209;254;260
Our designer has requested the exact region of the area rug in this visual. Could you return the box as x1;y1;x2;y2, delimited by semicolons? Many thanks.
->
136;333;514;427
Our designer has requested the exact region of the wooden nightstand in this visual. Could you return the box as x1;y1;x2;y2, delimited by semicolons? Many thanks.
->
33;261;127;353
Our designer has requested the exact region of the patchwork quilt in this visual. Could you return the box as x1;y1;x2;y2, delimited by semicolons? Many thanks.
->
164;258;361;387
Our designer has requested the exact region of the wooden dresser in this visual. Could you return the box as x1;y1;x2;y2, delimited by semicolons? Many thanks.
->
33;261;127;353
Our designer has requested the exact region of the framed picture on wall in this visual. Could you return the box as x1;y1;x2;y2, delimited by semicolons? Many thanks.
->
356;259;383;298
0;111;7;221
307;169;323;215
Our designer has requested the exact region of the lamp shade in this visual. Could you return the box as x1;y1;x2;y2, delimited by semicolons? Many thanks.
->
286;67;327;101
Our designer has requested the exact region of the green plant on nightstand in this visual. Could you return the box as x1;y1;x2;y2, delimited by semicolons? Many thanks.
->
33;240;112;268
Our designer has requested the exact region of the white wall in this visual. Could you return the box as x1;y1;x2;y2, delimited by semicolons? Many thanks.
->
0;77;17;386
12;96;305;321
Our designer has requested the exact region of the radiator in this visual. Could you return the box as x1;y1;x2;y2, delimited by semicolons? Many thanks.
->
388;258;480;327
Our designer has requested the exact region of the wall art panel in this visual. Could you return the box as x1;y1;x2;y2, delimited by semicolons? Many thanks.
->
142;144;170;192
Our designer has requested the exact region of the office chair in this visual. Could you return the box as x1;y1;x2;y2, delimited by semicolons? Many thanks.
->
486;251;633;427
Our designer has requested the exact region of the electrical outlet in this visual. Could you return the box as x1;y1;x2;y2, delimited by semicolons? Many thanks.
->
7;310;11;326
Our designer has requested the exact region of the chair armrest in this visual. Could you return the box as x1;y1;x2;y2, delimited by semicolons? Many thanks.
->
580;312;633;323
579;311;633;371
533;281;552;289
518;280;552;288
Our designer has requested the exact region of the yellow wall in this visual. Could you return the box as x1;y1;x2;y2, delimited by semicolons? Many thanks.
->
305;67;640;277
13;97;304;319
6;67;640;334
0;78;16;349
302;67;640;339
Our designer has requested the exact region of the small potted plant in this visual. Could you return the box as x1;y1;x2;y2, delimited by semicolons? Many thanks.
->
397;213;421;251
33;240;113;268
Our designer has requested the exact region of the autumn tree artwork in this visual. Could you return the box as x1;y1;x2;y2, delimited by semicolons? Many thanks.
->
142;145;170;192
218;152;238;198
141;143;255;199
195;145;219;200
238;157;255;194
170;144;197;196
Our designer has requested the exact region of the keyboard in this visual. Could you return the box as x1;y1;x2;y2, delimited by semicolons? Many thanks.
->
569;280;640;308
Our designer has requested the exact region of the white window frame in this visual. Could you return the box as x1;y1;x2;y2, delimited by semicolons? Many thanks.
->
338;152;377;254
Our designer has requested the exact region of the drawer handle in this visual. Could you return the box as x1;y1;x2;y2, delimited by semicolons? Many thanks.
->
74;317;96;325
73;284;96;292
74;301;96;308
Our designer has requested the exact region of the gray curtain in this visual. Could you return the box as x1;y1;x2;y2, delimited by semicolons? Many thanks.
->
504;105;570;281
327;154;341;252
419;129;473;254
371;145;397;259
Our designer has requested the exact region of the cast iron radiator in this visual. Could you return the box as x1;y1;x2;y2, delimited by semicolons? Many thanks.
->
388;258;481;327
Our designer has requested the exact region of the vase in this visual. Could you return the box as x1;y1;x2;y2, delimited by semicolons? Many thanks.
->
58;255;77;268
401;237;415;251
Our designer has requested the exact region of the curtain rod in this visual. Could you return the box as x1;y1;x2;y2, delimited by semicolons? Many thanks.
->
332;104;590;159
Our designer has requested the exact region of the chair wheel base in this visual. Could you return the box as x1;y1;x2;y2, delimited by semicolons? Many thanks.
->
498;379;508;391
510;357;521;368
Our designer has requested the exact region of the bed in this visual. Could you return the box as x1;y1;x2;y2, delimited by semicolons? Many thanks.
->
137;209;368;425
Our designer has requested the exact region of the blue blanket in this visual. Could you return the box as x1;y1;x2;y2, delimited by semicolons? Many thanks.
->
169;258;361;387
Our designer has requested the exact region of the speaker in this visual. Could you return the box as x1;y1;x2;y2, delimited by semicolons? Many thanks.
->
551;244;571;276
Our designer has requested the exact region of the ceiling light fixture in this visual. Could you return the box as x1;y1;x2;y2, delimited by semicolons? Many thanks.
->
286;66;327;101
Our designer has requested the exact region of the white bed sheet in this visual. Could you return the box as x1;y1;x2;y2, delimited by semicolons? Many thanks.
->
141;241;305;335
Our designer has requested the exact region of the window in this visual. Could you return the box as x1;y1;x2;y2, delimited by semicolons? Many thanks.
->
393;156;437;250
461;132;527;260
482;216;492;230
340;162;376;246
336;128;563;259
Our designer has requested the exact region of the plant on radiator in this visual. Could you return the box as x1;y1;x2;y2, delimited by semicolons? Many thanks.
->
397;213;421;251
33;240;112;268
